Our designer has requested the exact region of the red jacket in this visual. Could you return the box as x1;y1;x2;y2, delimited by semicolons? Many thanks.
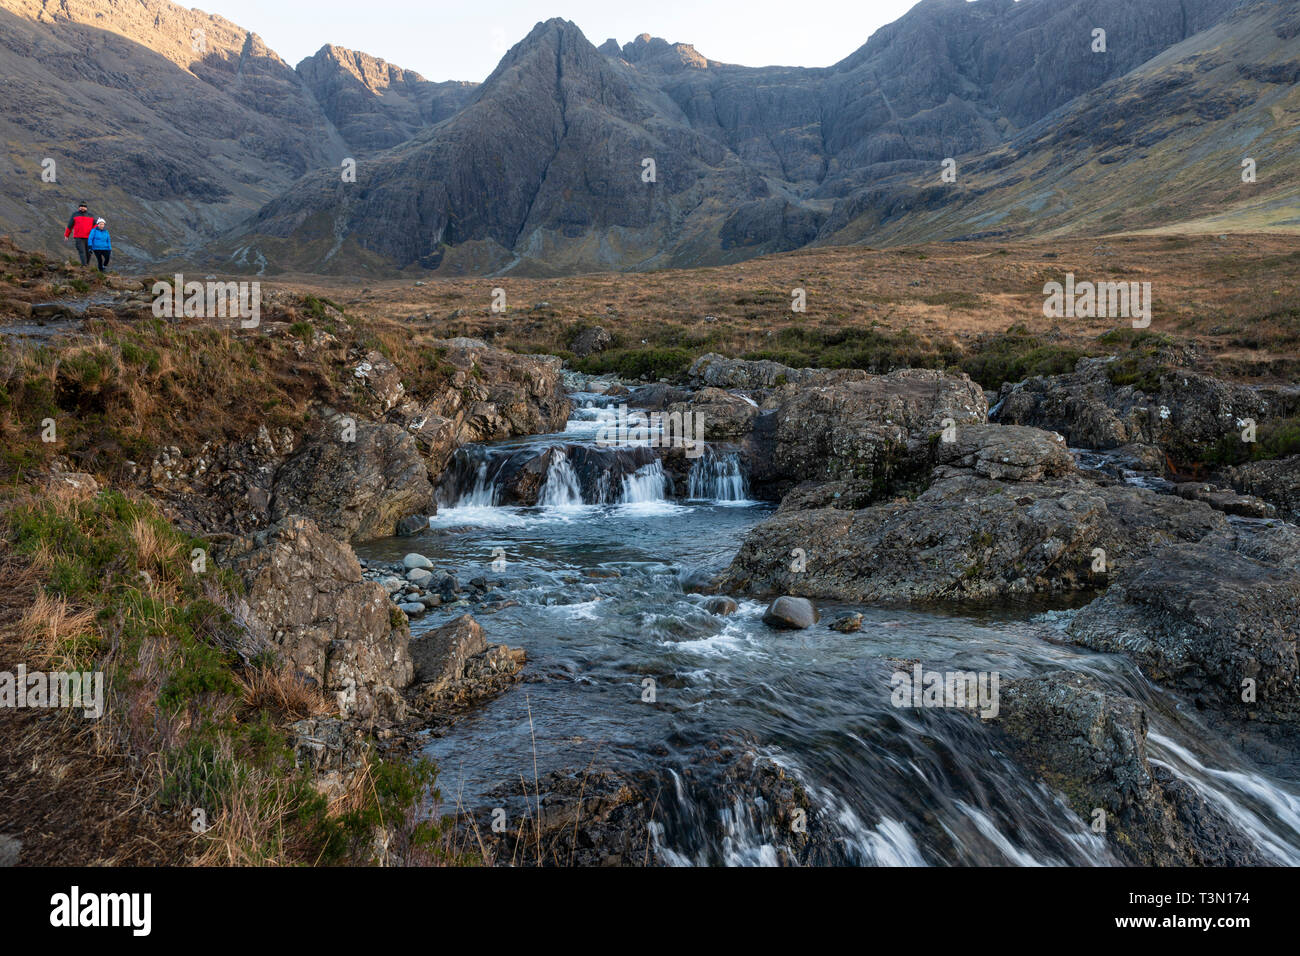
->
65;211;95;239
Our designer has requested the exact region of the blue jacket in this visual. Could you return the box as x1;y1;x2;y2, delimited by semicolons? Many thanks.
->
87;227;111;251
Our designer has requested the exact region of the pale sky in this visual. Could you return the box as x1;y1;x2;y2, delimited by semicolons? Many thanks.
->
198;0;922;81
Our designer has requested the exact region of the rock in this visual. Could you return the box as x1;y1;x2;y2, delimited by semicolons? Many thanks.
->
994;358;1300;463
377;574;404;592
688;353;871;392
721;472;1230;604
1067;541;1300;724
1222;455;1300;523
352;350;406;412
762;595;819;629
570;325;612;357
271;413;434;542
403;553;433;570
994;672;1265;865
933;424;1074;482
409;614;524;707
681;567;724;595
704;596;739;616
1171;481;1275;518
398;601;426;616
396;514;431;536
0;299;31;318
0;834;20;867
225;516;413;726
406;567;433;587
828;612;864;633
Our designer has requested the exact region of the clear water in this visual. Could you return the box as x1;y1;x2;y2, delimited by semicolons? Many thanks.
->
356;399;1300;866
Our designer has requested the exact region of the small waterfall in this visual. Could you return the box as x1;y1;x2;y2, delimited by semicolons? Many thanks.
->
620;461;668;503
459;459;498;507
688;451;749;502
539;449;584;507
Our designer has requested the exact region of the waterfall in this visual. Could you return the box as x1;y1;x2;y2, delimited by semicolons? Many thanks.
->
457;458;498;507
539;449;584;507
688;451;749;502
620;461;668;503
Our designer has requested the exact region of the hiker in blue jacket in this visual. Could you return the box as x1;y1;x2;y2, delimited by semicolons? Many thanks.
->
86;218;111;272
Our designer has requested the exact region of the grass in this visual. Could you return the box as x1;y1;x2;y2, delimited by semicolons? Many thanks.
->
0;483;457;865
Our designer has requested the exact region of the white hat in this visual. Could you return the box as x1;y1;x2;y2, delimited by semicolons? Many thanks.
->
96;218;106;225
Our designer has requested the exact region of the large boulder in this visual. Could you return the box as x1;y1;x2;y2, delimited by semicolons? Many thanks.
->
1067;539;1300;724
720;472;1229;604
994;672;1264;865
932;424;1074;482
409;614;524;708
227;516;414;726
271;412;434;541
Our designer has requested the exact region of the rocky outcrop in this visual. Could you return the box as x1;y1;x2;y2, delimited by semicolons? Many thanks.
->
1067;537;1300;724
388;340;570;477
721;466;1228;604
994;672;1265;865
409;614;524;711
224;516;414;726
270;413;434;542
674;358;988;498
994;357;1300;462
932;424;1074;482
1222;455;1300;523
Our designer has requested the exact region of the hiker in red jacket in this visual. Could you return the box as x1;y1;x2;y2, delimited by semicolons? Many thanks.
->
63;201;96;266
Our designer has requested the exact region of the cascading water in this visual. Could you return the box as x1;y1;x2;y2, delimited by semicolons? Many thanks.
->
620;460;668;504
359;387;1300;866
688;450;749;502
538;449;584;507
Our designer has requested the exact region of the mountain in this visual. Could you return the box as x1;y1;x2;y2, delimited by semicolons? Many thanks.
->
0;0;349;260
296;45;477;152
0;0;1295;274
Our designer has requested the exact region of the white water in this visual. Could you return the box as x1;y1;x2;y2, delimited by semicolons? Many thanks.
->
620;460;668;504
688;451;750;503
538;449;584;507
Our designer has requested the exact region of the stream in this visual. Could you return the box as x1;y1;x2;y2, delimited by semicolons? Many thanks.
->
356;390;1300;866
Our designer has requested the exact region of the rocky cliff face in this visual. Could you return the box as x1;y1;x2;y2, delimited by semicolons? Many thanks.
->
3;0;1286;272
296;45;477;152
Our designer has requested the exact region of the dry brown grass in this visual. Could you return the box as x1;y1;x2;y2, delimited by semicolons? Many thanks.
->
238;664;335;721
17;591;98;670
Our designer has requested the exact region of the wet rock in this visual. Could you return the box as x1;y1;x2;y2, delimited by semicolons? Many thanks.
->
409;613;524;709
398;601;425;616
722;473;1229;604
403;553;433;570
396;514;431;536
762;595;819;629
994;672;1265;865
1067;542;1300;724
271;412;434;542
470;769;652;866
668;387;759;439
406;568;433;588
704;596;739;616
828;612;864;633
226;516;413;726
